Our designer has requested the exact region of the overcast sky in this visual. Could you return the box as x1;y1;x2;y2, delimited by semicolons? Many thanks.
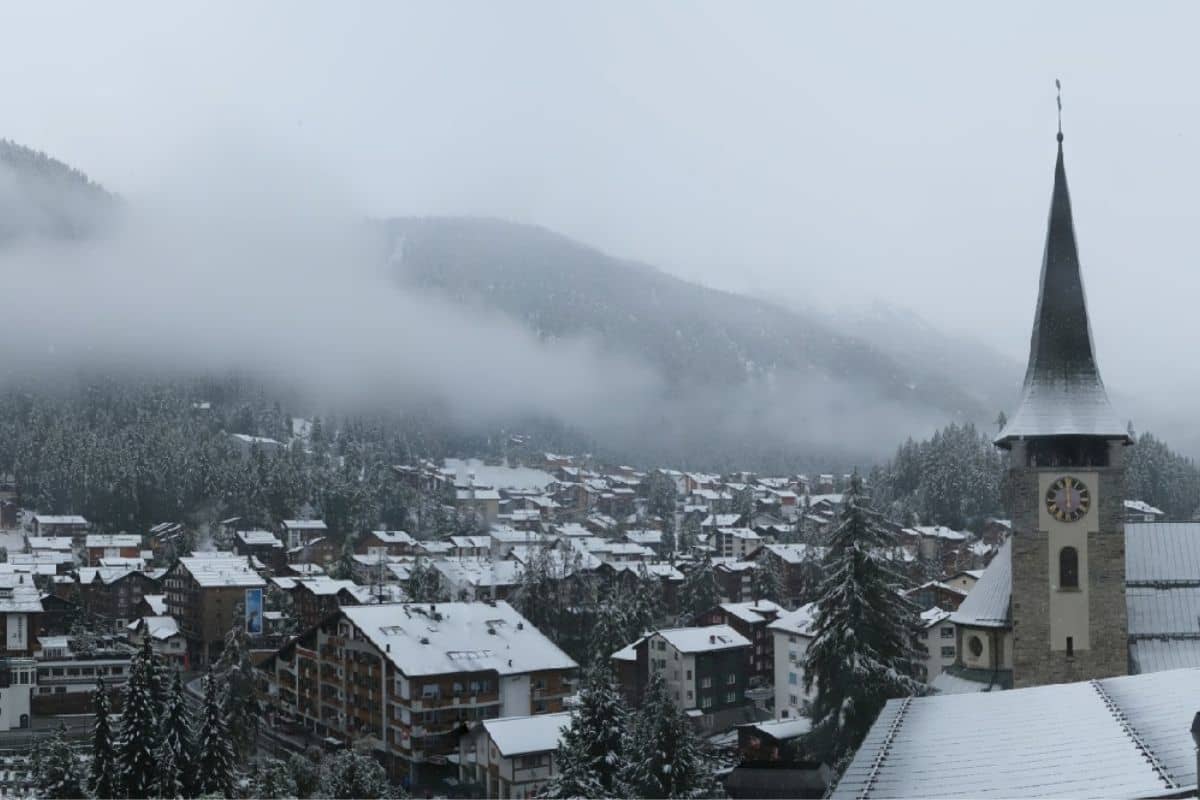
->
1;2;1196;421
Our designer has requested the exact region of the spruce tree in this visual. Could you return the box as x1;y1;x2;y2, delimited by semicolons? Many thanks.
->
34;723;85;799
618;671;712;798
543;660;628;798
679;552;720;623
89;677;119;799
159;669;197;797
253;758;299;799
214;623;263;759
196;671;237;797
752;551;785;605
118;638;161;798
803;472;923;770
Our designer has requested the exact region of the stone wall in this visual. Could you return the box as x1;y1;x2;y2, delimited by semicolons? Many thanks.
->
1010;466;1128;688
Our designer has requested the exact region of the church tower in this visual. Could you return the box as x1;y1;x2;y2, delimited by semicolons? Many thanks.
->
994;124;1130;687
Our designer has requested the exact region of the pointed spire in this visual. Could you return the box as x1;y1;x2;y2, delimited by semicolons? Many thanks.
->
995;110;1127;447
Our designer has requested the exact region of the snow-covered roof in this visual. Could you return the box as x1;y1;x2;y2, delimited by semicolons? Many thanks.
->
623;530;663;546
910;525;968;542
739;717;812;741
717;527;761;541
762;543;821;565
25;537;73;551
282;519;327;531
701;514;742;527
930;667;1000;695
32;515;87;526
340;601;577;677
449;535;490;549
1126;523;1200;584
177;556;266;588
905;580;968;598
444;458;556;492
768;603;818;638
1125;522;1200;672
1124;499;1165;517
230;433;282;446
131;615;180;640
370;530;415;545
653;625;751;654
949;539;1010;629
293;577;365;597
85;534;141;548
236;530;283;547
482;712;572;757
834;668;1200;798
718;600;783;625
434;558;523;589
919;607;953;628
142;594;167;615
0;574;42;612
458;488;502;502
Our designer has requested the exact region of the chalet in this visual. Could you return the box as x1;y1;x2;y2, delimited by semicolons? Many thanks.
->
713;560;756;604
1124;499;1165;523
903;580;969;613
281;519;328;549
234;529;286;572
126;615;188;669
458;712;572;799
448;535;491;560
728;718;829;800
357;530;417;557
76;568;161;630
758;544;824;608
84;534;142;566
287;576;375;629
30;515;88;541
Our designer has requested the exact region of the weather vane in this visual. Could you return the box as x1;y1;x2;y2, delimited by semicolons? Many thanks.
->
1056;78;1063;140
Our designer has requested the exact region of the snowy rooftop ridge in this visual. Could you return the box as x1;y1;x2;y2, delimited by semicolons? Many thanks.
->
653;625;751;653
768;602;818;638
482;712;573;757
833;667;1200;798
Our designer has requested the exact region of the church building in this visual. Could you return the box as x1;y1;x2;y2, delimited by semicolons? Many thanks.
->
936;125;1200;693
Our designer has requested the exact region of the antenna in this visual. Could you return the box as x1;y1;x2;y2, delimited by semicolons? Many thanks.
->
1055;78;1063;141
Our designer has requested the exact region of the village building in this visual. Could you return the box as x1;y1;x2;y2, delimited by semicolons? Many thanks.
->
83;534;142;566
260;601;577;783
457;712;572;799
29;515;88;541
161;553;266;666
768;603;817;720
694;600;783;688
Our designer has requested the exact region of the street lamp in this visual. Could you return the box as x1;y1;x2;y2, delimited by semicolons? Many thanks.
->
1191;711;1200;798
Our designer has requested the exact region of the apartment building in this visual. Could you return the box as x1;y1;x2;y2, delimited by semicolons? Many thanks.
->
261;601;576;784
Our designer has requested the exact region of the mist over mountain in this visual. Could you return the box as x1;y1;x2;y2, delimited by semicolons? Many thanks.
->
0;139;995;470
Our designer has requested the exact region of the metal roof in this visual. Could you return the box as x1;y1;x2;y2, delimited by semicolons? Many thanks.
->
834;668;1199;798
997;137;1128;446
1126;523;1200;585
948;539;1010;629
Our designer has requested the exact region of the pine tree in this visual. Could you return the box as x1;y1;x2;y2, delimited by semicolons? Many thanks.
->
159;669;197;798
618;671;713;798
34;723;85;799
543;660;628;798
118;638;161;799
803;472;923;770
752;551;785;605
196;671;237;797
89;677;119;799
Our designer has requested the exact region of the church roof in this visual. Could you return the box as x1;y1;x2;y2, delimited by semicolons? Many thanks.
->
996;133;1128;447
948;538;1010;629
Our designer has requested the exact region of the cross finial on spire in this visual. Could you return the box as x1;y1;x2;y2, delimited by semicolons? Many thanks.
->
1056;79;1063;142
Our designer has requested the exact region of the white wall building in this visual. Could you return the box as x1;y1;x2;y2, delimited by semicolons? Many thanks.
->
768;603;817;719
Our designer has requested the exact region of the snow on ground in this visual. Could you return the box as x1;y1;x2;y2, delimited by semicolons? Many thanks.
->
443;458;556;492
0;531;28;553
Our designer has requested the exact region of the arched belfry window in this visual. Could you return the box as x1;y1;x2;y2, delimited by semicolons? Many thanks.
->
1059;546;1079;589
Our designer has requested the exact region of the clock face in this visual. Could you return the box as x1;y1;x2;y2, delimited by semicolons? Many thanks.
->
1045;476;1090;523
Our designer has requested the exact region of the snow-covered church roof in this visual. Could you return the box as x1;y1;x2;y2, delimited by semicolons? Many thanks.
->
996;133;1129;447
833;667;1199;798
948;539;1010;629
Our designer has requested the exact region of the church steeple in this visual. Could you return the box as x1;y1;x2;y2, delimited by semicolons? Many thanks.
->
995;125;1128;448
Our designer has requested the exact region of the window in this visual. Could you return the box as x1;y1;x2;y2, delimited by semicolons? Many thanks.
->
686;690;693;700
700;697;713;709
1066;636;1074;658
941;646;955;658
685;670;692;680
1059;547;1079;589
940;627;954;639
725;691;736;703
968;636;984;658
726;673;736;685
700;677;712;689
788;672;797;686
788;694;798;706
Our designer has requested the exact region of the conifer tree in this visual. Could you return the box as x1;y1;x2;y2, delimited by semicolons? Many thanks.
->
196;671;237;798
118;638;161;798
34;723;85;799
317;748;392;799
803;472;923;770
618;671;712;798
89;677;119;799
752;551;785;605
543;660;628;798
253;758;299;799
214;623;263;759
159;669;197;797
679;552;720;623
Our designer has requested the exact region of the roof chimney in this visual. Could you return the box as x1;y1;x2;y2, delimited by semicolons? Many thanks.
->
709;634;716;644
